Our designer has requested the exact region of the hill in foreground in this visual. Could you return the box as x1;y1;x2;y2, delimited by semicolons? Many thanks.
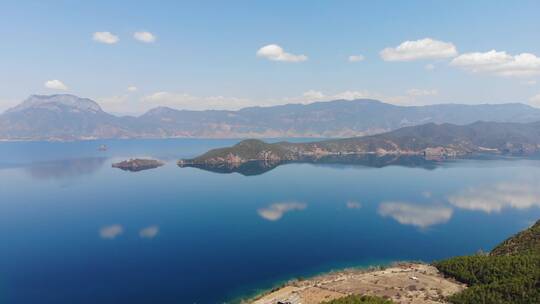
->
434;220;540;304
249;263;464;304
246;220;539;304
490;219;540;256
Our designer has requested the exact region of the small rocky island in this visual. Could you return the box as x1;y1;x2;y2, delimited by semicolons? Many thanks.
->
112;158;164;172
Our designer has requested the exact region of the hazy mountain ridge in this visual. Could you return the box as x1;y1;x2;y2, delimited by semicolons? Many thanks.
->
0;95;134;140
2;94;540;140
5;94;102;114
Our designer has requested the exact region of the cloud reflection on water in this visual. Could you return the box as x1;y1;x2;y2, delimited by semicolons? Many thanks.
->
448;182;540;213
25;157;107;180
346;200;362;209
139;225;159;239
258;202;307;221
99;224;124;239
378;202;453;228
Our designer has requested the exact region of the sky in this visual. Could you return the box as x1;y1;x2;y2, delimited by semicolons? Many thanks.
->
1;0;540;115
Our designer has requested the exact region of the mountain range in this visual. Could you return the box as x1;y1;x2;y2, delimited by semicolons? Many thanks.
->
2;94;540;140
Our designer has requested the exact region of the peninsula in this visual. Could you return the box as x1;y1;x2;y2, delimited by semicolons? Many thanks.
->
178;121;540;169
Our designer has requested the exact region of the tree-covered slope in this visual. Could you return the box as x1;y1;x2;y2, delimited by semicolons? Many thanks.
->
491;220;540;256
434;220;540;304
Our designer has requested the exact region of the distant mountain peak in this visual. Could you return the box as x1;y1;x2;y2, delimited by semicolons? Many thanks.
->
6;94;103;114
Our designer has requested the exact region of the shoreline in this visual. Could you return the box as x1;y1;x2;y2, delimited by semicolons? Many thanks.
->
241;262;465;304
229;260;394;303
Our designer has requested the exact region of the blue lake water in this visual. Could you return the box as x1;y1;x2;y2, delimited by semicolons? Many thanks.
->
1;139;539;304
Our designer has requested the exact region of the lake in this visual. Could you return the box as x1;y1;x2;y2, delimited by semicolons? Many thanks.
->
1;139;539;304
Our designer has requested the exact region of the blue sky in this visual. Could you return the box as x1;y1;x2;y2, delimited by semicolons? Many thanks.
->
1;0;540;114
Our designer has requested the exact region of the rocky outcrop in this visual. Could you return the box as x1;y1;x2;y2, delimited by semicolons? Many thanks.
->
112;159;164;172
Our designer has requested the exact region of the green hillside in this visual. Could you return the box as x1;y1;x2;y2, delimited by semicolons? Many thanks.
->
491;220;540;256
434;220;540;304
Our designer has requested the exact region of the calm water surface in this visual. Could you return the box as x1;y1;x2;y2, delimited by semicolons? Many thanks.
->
1;139;539;303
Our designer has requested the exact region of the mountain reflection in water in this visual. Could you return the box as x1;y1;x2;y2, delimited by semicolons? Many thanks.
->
180;154;439;176
24;157;107;180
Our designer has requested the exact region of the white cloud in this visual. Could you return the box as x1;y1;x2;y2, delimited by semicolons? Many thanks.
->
449;182;540;213
122;88;429;114
380;38;457;62
127;86;138;92
99;95;128;103
256;44;307;62
303;90;325;100
99;224;123;239
97;95;129;113
257;202;307;221
524;80;537;86
346;200;362;209
530;94;540;107
143;91;252;111
44;79;68;90
139;225;159;238
93;31;119;44
334;90;375;100
450;50;540;77
425;64;435;70
378;202;453;228
284;90;382;104
407;89;438;96
348;55;365;62
134;31;156;43
287;90;413;106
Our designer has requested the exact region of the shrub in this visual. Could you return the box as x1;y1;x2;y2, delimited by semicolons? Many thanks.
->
322;295;394;304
